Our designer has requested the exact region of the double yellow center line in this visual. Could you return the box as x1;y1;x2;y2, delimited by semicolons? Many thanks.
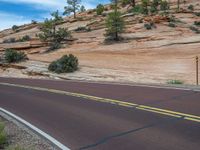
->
0;82;200;123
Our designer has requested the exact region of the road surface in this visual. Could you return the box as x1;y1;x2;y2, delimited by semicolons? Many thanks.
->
0;77;199;150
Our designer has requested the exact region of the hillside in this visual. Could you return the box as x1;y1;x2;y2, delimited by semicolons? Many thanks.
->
0;0;200;85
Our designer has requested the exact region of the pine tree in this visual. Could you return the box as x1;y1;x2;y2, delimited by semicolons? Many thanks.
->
80;5;86;12
63;0;81;18
105;0;124;41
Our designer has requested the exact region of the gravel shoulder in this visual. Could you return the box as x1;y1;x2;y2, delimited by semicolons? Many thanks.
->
0;111;59;150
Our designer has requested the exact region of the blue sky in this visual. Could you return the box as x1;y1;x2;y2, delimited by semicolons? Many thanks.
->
0;0;109;31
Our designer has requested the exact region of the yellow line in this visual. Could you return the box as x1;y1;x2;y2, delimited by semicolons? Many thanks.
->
136;107;182;118
184;117;200;123
138;105;200;120
0;82;200;123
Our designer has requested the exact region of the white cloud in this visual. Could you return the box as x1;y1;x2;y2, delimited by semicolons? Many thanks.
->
0;0;109;31
0;12;30;31
0;0;104;10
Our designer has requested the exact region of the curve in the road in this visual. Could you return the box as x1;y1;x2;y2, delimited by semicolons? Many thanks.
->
0;82;199;123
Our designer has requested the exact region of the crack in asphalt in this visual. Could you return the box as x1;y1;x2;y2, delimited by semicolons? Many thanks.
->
78;117;184;150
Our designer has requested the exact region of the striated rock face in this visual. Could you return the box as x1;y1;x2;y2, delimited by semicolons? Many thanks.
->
0;0;200;84
0;40;45;50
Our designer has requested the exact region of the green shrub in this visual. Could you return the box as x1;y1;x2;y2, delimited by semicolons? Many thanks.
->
169;15;176;22
150;0;161;13
132;5;144;14
160;0;170;11
190;26;200;33
144;23;152;30
194;21;200;26
96;4;104;15
12;25;19;31
188;4;194;11
48;54;78;73
3;38;16;43
194;12;200;17
167;80;184;85
168;22;176;28
74;26;91;32
20;35;31;42
4;49;28;63
31;20;37;24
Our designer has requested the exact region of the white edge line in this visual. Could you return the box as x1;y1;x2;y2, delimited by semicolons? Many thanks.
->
0;107;70;150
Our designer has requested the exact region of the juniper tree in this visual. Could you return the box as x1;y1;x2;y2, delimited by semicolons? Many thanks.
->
96;4;105;15
80;5;86;12
37;11;71;51
63;0;81;18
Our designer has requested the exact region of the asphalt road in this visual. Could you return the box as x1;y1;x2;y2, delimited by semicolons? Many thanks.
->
0;78;199;150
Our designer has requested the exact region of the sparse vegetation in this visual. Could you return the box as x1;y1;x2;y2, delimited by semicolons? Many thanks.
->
3;35;31;43
96;4;105;15
167;80;184;85
4;49;28;63
48;54;79;73
37;11;71;51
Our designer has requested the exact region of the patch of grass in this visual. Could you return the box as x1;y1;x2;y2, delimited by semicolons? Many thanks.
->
4;49;28;63
167;80;184;85
6;145;27;150
0;122;7;149
48;54;78;73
